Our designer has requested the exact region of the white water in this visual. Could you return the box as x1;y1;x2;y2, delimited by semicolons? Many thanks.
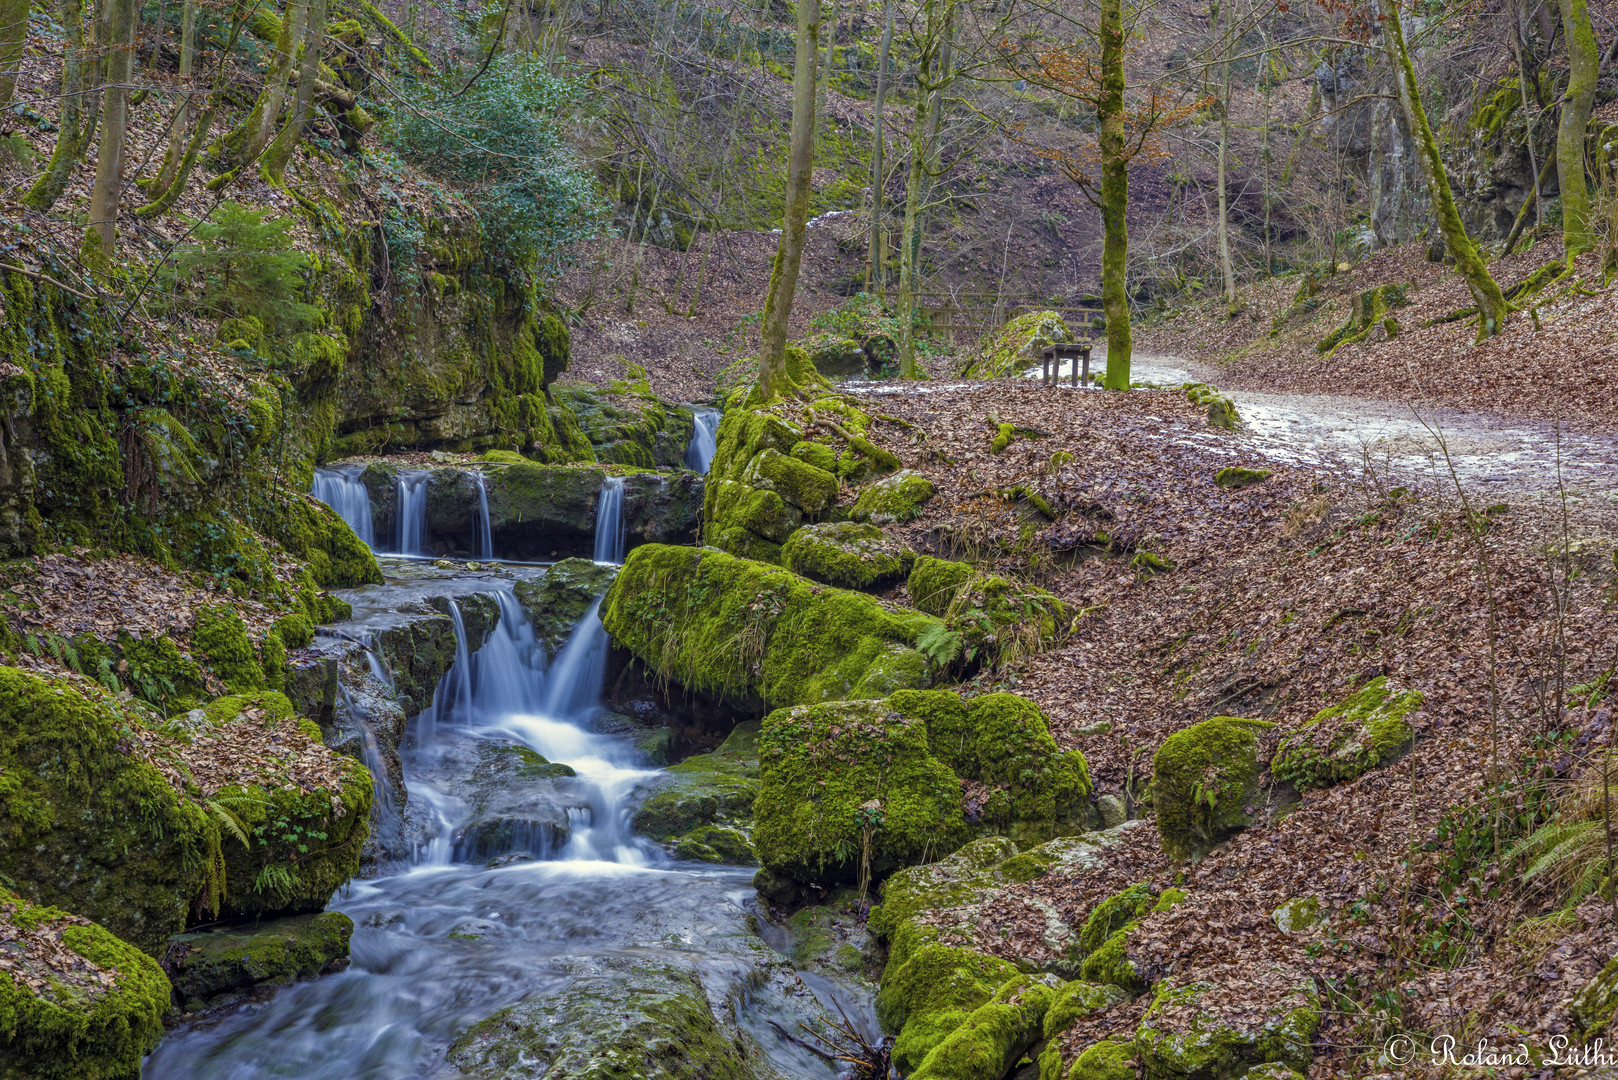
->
311;466;375;547
395;472;430;556
685;407;721;473
592;477;626;564
472;472;494;560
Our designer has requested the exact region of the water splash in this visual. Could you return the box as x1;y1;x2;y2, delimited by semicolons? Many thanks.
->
685;408;720;473
311;466;375;547
395;472;430;556
593;477;625;564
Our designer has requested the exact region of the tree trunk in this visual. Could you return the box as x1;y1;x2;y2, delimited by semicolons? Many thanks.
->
897;0;951;379
150;0;197;195
0;0;27;109
263;0;326;182
1557;0;1598;259
1098;0;1132;388
866;0;894;294
816;0;838;143
213;0;307;186
1511;0;1542;235
755;0;818;401
23;0;90;209
86;0;138;258
1214;2;1237;311
1378;0;1508;339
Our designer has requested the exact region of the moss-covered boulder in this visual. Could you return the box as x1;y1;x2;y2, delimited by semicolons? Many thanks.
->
1134;972;1320;1079
802;333;870;378
964;310;1071;379
780;521;910;591
878;942;1025;1073
447;957;761;1080
1036;986;1133;1079
479;462;602;556
907;557;1067;667
601;544;943;710
632;722;760;863
1152;717;1276;863
553;385;696;468
1184;383;1241;430
753;691;1092;888
513;557;619;658
273;495;384;588
0;889;171;1080
1571;954;1618;1041
908;974;1055;1080
851;469;934;525
164;910;353;1013
1075;886;1187;994
1272;677;1420;791
1213;467;1272;490
778;898;879;984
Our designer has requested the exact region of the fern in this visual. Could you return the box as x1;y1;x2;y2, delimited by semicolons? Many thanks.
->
206;794;265;851
1506;766;1618;907
96;657;120;693
915;623;964;669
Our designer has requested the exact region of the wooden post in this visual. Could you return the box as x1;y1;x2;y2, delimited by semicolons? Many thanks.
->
1042;348;1051;384
1081;345;1092;387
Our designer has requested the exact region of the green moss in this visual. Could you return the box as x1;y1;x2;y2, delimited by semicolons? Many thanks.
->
1134;974;1320;1079
272;496;383;589
1272;677;1421;790
0;888;171;1079
1075;883;1156;959
1055;1038;1135;1080
601;544;942;710
1214;467;1272;489
909;557;976;616
878;944;1024;1073
201;690;298;727
909;974;1055;1080
745;448;839;513
790;440;837;473
965;311;1072;379
191;606;266;692
632;722;759;843
165;910;353;1013
669;825;756;864
260;631;287;687
1572;954;1618;1040
1152;717;1275;863
990;422;1016;454
780;521;909;591
851;469;934;525
273;611;315;649
907;560;1067;667
1043;982;1129;1041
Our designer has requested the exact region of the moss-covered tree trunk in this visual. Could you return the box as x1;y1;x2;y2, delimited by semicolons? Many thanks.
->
22;0;89;210
1097;0;1132;389
755;0;818;401
1556;0;1598;260
149;0;198;195
1212;1;1237;312
1377;0;1508;339
866;0;894;295
0;0;28;109
263;0;327;182
86;0;138;258
212;0;307;188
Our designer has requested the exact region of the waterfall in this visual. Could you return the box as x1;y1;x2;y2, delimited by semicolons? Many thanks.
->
416;599;474;746
311;466;374;547
473;472;494;560
395;472;430;556
685;408;720;473
593;477;625;564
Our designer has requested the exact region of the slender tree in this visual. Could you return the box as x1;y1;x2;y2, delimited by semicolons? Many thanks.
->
263;0;328;182
1210;0;1237;312
755;0;819;401
24;0;91;210
895;0;953;379
0;0;27;109
210;0;309;188
867;0;895;294
1376;0;1507;338
1556;0;1598;261
86;0;138;257
148;0;198;196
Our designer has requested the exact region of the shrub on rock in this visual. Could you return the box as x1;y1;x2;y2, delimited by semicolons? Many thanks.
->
1272;677;1420;791
907;558;1067;667
1152;717;1275;863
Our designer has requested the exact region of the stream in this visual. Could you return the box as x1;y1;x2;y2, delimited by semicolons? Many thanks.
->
148;437;877;1079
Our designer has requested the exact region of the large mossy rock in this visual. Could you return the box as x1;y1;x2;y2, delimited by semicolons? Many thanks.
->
800;332;870;378
513;557;620;658
1074;884;1187;994
753;691;1091;889
448;957;764;1080
0;889;171;1080
907;556;1066;666
552;385;696;468
963;310;1071;379
1272;677;1420;791
878;940;1026;1074
273;495;384;588
632;723;760;864
447;737;584;861
851;469;934;525
1152;717;1276;863
600;544;944;710
907;975;1055;1080
479;462;603;556
1134;972;1320;1080
1571;953;1618;1041
780;521;910;591
164;910;353;1013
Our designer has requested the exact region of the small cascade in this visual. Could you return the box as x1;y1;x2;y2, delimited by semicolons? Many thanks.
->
685;408;720;473
311;466;375;547
395;472;430;555
416;600;474;745
593;477;625;564
472;472;494;560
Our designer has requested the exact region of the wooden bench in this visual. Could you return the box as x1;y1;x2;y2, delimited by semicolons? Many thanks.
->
1040;343;1095;388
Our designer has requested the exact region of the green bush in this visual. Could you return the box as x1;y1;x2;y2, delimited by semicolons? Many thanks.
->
169;201;322;334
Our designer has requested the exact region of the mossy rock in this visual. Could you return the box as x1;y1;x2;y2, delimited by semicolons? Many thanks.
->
1183;384;1241;431
1134;972;1320;1080
907;558;1068;666
1037;987;1132;1078
447;957;758;1080
552;385;696;468
908;556;976;616
908;974;1055;1080
632;722;760;849
1213;467;1271;490
451;740;583;861
1270;897;1323;935
965;311;1071;379
0;888;171;1080
669;825;756;864
1237;1065;1307;1080
191;605;267;693
481;463;604;553
754;692;1091;889
1045;1037;1135;1080
512;558;619;658
781;900;878;983
164;910;353;1013
780;521;910;591
1571;954;1618;1041
801;332;870;378
1074;887;1186;994
601;544;943;710
1272;677;1421;791
1152;717;1276;863
851;469;934;525
742;448;838;514
271;495;384;589
878;943;1025;1073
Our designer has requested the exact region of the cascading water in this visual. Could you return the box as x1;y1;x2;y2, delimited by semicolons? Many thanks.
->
311;466;375;547
685;407;721;473
146;575;875;1080
473;471;494;560
395;472;430;556
592;476;625;564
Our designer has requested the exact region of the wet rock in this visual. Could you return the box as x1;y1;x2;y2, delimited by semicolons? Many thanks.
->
775;897;880;986
633;723;760;863
552;386;697;468
513;558;619;658
593;710;674;765
164;911;354;1013
1152;717;1276;863
483;463;602;557
448;737;587;862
